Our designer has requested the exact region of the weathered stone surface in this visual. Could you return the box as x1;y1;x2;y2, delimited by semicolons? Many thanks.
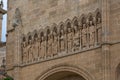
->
6;0;120;80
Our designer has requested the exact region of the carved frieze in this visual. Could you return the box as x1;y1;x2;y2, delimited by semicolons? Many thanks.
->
21;9;102;64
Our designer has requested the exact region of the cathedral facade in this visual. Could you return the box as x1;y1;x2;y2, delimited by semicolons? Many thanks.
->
6;0;120;80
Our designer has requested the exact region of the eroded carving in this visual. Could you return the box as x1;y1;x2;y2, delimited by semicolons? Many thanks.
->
96;12;102;44
52;27;58;56
21;9;102;64
66;22;73;52
89;17;95;46
46;29;53;57
73;19;80;51
12;8;22;27
59;24;65;52
39;32;46;58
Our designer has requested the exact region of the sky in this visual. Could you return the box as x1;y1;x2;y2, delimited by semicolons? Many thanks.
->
1;0;7;42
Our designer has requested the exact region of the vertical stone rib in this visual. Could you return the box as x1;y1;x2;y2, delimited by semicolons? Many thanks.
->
101;0;111;80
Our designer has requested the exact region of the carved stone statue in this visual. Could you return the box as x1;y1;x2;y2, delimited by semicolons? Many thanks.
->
12;8;22;27
33;35;39;60
73;25;80;51
82;24;87;47
52;30;58;56
22;41;28;64
89;21;95;46
28;39;34;62
96;17;102;44
67;27;73;52
46;33;53;57
59;29;65;52
39;35;46;58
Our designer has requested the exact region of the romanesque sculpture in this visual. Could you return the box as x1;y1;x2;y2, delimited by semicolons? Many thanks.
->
73;20;80;51
82;24;87;48
66;23;73;52
46;29;53;57
20;9;102;64
33;34;39;60
21;38;28;64
89;21;95;46
27;36;34;62
52;27;58;56
96;12;102;44
39;32;46;58
59;25;65;52
12;8;22;27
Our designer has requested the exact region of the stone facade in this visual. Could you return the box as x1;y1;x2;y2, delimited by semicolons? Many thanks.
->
6;0;120;80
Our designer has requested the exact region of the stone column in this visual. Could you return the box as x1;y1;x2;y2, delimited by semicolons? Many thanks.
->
101;0;111;80
12;8;22;80
13;26;22;80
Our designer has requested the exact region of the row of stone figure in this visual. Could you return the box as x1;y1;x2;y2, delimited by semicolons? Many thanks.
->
21;13;102;64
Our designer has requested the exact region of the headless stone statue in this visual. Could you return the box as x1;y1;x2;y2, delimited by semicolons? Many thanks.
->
12;8;22;27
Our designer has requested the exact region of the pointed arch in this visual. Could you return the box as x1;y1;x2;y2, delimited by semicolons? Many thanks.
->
72;16;79;31
58;22;65;35
33;30;38;40
95;8;102;23
65;19;72;33
52;23;58;35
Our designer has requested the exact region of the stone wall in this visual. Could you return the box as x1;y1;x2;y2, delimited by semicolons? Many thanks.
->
7;0;101;34
6;0;120;80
